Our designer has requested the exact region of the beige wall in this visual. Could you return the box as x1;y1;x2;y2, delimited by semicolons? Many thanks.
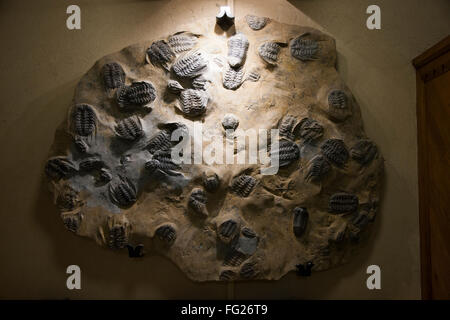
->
0;0;448;299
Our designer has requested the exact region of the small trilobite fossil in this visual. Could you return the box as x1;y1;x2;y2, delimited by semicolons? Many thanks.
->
179;89;208;116
328;90;347;109
218;219;239;243
114;116;143;141
350;139;378;165
79;157;103;171
168;31;198;53
107;215;130;249
258;41;283;65
290;33;319;61
102;62;125;89
223;65;244;90
172;51;208;78
270;139;300;167
57;186;82;211
297;118;324;143
293;207;309;238
245;14;269;30
74;136;88;153
279;115;297;140
146;40;175;70
155;224;177;245
167;80;184;94
329;193;359;213
222;113;239;131
192;76;208;90
146;130;172;154
61;211;83;233
231;174;257;197
305;155;331;182
321;139;349;167
188;188;208;216
73;104;96;137
116;81;156;108
203;172;220;192
219;269;237;281
99;168;112;183
227;33;249;68
246;71;260;82
223;250;247;267
240;262;257;279
45;157;77;180
241;227;257;238
145;150;180;175
109;176;137;207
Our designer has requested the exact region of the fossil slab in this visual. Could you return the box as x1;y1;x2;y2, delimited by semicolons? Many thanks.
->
45;16;384;282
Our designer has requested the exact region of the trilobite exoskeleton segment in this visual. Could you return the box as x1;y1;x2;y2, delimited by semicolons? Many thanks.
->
297;118;324;143
168;31;198;53
192;76;208;90
114;116;143;141
231;174;257;197
218;219;239;243
109;176;137;207
167;80;184;94
57;186;82;211
350;139;378;165
278;115;297;140
117;81;156;108
240;262;257;279
45;157;77;180
293;207;309;238
219;269;237;281
246;71;260;82
145;150;180;174
245;14;269;30
179;89;208;117
241;227;257;238
74;136;88;153
305;155;331;182
73;104;96;137
146;40;175;70
107;215;130;249
155;224;177;245
321;139;349;167
99;168;112;183
79;157;103;171
223;65;244;90
290;33;319;61
188;188;208;216
329;193;359;214
172;51;208;78
227;33;249;68
270;139;300;167
61;211;82;233
203;173;220;192
146;130;172;154
223;250;247;267
328;90;347;109
258;42;281;65
102;62;125;89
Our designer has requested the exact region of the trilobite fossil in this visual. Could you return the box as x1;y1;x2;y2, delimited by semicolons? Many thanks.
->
328;90;347;109
45;157;77;180
223;65;244;90
146;130;172;154
290;33;319;61
258;41;282;65
57;186;82;211
172;51;208;78
155;224;177;245
203;173;220;192
145;150;180;175
278;115;297;140
227;33;249;68
246;71;260;82
231;174;257;197
114;116;143;141
79;157;103;172
168;31;198;53
116;81;156;109
350;139;378;165
270;139;300;167
192;76;208;90
73;104;96;137
218;219;239;243
223;250;247;267
179;89;208;116
99;168;112;183
74;136;88;153
329;193;359;214
102;62;125;89
146;40;175;70
167;80;184;94
222;113;239;131
219;269;237;281
109;176;137;207
293;207;309;238
107;215;130;249
245;14;269;31
321;139;349;167
297;118;324;143
241;227;257;238
61;211;82;233
240;262;257;279
305;155;331;182
188;188;208;216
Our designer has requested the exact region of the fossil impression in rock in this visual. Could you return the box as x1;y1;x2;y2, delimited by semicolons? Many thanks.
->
44;16;384;282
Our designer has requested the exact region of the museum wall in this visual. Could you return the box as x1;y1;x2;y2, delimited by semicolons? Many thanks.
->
0;0;449;299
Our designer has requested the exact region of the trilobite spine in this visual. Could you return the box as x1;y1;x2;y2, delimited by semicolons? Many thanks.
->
293;207;309;238
172;51;207;78
74;104;96;136
328;90;347;109
115;116;143;141
321;139;349;167
290;33;319;61
231;175;256;197
227;33;249;68
146;40;175;70
305;155;330;182
223;66;244;90
297;118;324;143
45;157;77;180
102;62;125;89
117;81;156;107
245;14;269;30
279;115;297;140
168;32;198;53
179;89;208;116
271;139;300;167
329;193;359;213
155;225;177;244
258;42;281;65
351;139;377;165
109;176;137;207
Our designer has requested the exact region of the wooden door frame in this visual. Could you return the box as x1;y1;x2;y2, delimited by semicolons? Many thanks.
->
412;35;450;300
